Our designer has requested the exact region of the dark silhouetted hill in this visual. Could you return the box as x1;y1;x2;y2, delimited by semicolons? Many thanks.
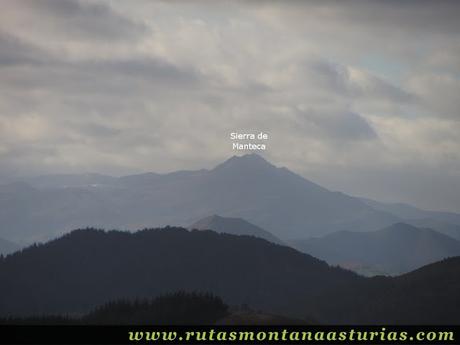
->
0;291;228;325
346;257;460;324
190;215;283;244
0;227;357;320
0;227;459;324
291;223;460;275
84;291;228;325
0;291;313;325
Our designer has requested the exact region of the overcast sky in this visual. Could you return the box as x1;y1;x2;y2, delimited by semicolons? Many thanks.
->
0;0;460;212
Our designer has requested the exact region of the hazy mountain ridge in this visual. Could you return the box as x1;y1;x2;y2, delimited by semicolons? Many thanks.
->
25;173;118;189
0;154;401;243
360;197;460;240
406;218;460;241
0;228;459;324
190;215;284;245
291;223;460;275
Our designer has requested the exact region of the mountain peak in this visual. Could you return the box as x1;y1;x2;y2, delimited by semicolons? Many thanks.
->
199;214;224;222
190;214;284;245
213;154;275;172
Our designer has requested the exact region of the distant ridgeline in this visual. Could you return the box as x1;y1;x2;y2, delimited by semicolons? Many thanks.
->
0;227;459;324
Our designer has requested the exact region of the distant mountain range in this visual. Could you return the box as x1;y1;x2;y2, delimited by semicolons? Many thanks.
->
1;154;459;325
0;154;400;243
0;228;459;324
360;197;460;240
190;215;283;245
1;153;460;252
291;223;460;275
190;216;460;276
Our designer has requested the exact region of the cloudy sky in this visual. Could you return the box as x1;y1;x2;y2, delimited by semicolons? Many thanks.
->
1;0;460;212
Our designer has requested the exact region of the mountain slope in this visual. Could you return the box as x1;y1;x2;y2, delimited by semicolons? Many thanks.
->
0;154;398;243
190;215;283;244
291;223;460;275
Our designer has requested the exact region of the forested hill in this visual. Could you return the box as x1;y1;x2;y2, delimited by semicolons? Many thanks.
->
0;292;229;325
0;227;357;319
0;227;459;324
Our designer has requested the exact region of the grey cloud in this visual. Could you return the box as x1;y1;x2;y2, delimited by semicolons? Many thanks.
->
295;109;378;142
309;165;460;214
79;123;121;138
307;59;414;103
308;60;349;95
406;73;460;119
2;0;147;42
0;0;459;212
0;32;49;67
0;144;59;176
1;56;203;98
343;0;460;35
250;0;460;35
85;58;202;85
